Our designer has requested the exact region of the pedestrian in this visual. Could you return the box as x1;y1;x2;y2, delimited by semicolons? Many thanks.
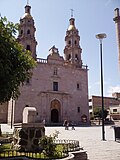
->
71;121;75;130
42;119;45;126
66;121;69;130
63;120;68;130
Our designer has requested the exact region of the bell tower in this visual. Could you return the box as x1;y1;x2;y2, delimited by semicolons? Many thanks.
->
17;3;37;59
64;13;82;67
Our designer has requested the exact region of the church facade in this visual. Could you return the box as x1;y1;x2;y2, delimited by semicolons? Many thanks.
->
8;4;89;125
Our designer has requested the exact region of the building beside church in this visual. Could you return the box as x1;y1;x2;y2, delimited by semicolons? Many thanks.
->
89;92;120;119
5;3;89;125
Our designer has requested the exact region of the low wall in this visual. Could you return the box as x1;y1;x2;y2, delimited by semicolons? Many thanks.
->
61;150;88;160
0;150;88;160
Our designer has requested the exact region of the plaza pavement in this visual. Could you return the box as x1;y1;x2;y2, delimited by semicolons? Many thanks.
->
1;124;120;160
45;125;120;160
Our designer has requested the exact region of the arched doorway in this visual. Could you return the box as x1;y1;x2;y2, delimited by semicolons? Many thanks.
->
81;114;87;123
51;109;59;123
50;99;61;123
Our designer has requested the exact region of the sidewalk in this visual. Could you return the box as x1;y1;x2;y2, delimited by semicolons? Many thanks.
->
0;124;120;160
45;126;120;160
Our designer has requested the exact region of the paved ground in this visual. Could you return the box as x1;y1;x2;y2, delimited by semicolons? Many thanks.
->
0;124;14;135
1;124;120;160
45;125;120;160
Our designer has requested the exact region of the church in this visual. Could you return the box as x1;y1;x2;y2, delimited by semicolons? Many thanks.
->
7;3;89;125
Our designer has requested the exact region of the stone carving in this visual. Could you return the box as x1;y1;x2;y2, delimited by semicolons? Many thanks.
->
23;107;36;123
12;107;45;151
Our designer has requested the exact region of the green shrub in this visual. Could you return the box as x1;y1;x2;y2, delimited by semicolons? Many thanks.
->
0;143;11;152
39;136;56;157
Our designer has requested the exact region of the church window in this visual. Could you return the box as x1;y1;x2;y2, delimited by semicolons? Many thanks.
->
68;40;71;45
77;107;80;113
75;40;77;45
77;83;79;89
67;54;71;60
21;30;23;35
26;45;31;51
77;82;82;90
53;67;57;75
27;29;30;34
53;81;58;91
75;54;78;60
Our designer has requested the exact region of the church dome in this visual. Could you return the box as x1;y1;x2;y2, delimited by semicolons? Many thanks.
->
21;4;33;19
22;13;33;19
68;18;76;31
68;24;75;31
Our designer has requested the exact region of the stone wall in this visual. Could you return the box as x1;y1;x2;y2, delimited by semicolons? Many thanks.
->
14;61;89;125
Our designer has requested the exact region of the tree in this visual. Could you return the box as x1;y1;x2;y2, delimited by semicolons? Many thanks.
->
0;17;36;103
93;107;101;118
94;107;108;120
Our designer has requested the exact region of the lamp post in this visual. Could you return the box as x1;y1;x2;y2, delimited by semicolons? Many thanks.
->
11;99;13;129
96;33;107;141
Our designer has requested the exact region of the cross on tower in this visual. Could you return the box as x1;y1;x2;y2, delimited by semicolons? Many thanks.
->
27;0;29;5
70;9;74;18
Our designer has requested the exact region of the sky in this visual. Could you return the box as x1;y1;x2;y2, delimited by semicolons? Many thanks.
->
0;0;120;97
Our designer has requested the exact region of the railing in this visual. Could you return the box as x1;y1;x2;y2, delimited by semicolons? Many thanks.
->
54;139;80;152
0;139;79;159
36;58;88;70
37;58;47;63
0;151;68;159
0;138;12;144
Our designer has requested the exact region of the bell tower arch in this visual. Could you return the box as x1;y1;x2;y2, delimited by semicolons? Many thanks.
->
17;3;37;59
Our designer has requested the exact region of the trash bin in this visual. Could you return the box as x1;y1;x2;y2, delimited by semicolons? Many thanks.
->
114;126;120;141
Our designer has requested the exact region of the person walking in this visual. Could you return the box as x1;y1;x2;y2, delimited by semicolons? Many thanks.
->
63;120;69;130
71;121;75;130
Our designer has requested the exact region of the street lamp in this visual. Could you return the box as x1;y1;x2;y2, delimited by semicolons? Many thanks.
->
96;33;107;141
